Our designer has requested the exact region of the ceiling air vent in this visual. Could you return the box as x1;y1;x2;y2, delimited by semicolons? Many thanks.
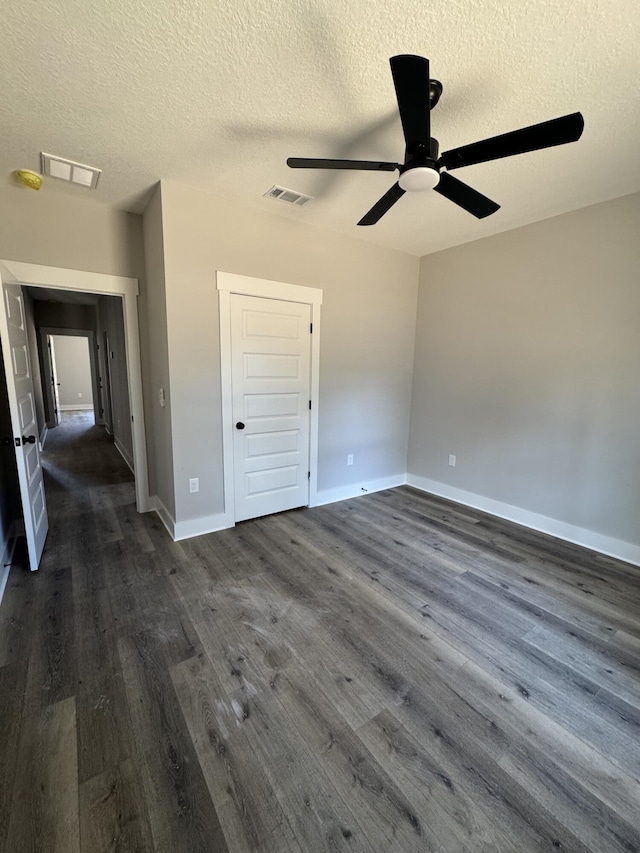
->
41;153;102;189
264;185;313;206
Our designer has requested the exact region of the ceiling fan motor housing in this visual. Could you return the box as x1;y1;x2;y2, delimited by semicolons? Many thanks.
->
399;137;441;191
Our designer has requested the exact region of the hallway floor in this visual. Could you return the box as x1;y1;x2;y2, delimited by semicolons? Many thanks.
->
1;413;639;851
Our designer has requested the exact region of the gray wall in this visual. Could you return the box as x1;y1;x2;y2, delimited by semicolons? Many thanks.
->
141;185;173;514
0;183;144;277
408;192;640;546
156;179;419;525
52;335;93;408
33;301;97;331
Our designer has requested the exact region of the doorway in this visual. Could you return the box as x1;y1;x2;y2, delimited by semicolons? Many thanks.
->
0;259;150;571
41;330;100;429
217;272;322;525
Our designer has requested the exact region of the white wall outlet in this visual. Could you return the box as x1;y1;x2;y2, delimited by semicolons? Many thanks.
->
189;477;199;493
347;453;354;466
77;392;83;398
448;454;456;467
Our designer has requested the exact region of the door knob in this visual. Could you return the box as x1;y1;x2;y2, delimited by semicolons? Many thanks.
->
22;435;36;445
235;422;245;430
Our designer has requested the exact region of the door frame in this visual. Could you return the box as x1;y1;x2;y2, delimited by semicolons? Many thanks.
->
0;259;152;513
40;328;100;425
217;271;322;523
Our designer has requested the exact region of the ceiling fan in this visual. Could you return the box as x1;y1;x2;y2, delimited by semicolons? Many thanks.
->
287;55;584;225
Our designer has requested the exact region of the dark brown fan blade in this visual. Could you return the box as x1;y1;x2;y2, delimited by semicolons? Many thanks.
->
358;182;406;226
390;55;432;153
434;172;500;218
439;112;584;171
287;158;399;171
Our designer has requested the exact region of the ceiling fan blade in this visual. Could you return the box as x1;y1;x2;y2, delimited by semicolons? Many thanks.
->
440;112;584;171
434;172;500;219
287;157;399;171
358;182;406;226
390;55;432;152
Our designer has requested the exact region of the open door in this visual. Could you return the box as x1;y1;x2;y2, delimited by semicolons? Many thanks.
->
0;282;48;570
46;334;61;427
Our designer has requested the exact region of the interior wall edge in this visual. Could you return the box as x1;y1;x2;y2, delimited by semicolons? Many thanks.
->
407;473;640;568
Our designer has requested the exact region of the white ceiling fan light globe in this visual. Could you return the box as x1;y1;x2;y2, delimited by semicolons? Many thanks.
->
398;166;440;192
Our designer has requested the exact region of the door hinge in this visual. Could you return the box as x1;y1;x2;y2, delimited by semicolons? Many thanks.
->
308;471;311;480
310;322;312;334
308;400;311;410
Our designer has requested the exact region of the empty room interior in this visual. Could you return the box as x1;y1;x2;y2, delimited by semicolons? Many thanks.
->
0;0;639;851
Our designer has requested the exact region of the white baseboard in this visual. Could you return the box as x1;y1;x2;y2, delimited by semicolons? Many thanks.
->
39;423;48;451
59;404;94;411
312;474;407;508
173;512;233;541
151;496;232;541
153;496;175;538
114;436;135;474
406;474;640;568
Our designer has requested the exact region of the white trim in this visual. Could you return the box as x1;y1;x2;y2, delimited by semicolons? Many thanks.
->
59;404;93;412
174;512;233;542
0;259;152;513
216;271;322;523
39;422;48;450
407;474;640;568
153;496;175;539
114;435;135;474
152;496;231;542
313;474;407;507
217;272;324;306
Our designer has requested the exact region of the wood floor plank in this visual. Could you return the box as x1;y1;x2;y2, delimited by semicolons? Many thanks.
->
0;663;29;851
22;563;76;717
79;759;154;853
5;696;80;853
357;709;544;853
171;654;304;853
118;630;229;853
523;622;640;708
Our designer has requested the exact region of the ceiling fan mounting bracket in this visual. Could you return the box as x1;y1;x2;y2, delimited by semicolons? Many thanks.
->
429;80;443;109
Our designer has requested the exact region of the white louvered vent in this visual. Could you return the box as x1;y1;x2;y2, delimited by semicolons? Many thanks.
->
41;153;102;189
264;185;313;206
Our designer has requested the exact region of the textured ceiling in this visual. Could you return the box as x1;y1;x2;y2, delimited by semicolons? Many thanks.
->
2;0;639;256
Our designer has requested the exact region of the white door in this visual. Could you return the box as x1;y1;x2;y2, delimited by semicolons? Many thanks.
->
0;283;49;570
47;334;61;426
231;294;311;522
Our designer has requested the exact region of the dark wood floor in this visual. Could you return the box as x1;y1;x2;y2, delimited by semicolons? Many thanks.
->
1;412;639;852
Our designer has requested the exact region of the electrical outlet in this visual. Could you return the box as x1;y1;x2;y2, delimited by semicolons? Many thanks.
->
77;392;83;398
189;477;199;493
347;454;354;466
448;454;456;467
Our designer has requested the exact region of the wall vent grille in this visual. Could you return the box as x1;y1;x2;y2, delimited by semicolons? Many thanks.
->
264;185;313;206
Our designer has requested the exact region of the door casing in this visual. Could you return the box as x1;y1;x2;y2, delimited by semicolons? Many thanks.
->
217;272;322;525
0;259;151;513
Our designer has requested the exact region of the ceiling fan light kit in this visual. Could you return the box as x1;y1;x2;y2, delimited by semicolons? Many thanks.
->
287;55;584;226
398;166;440;192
